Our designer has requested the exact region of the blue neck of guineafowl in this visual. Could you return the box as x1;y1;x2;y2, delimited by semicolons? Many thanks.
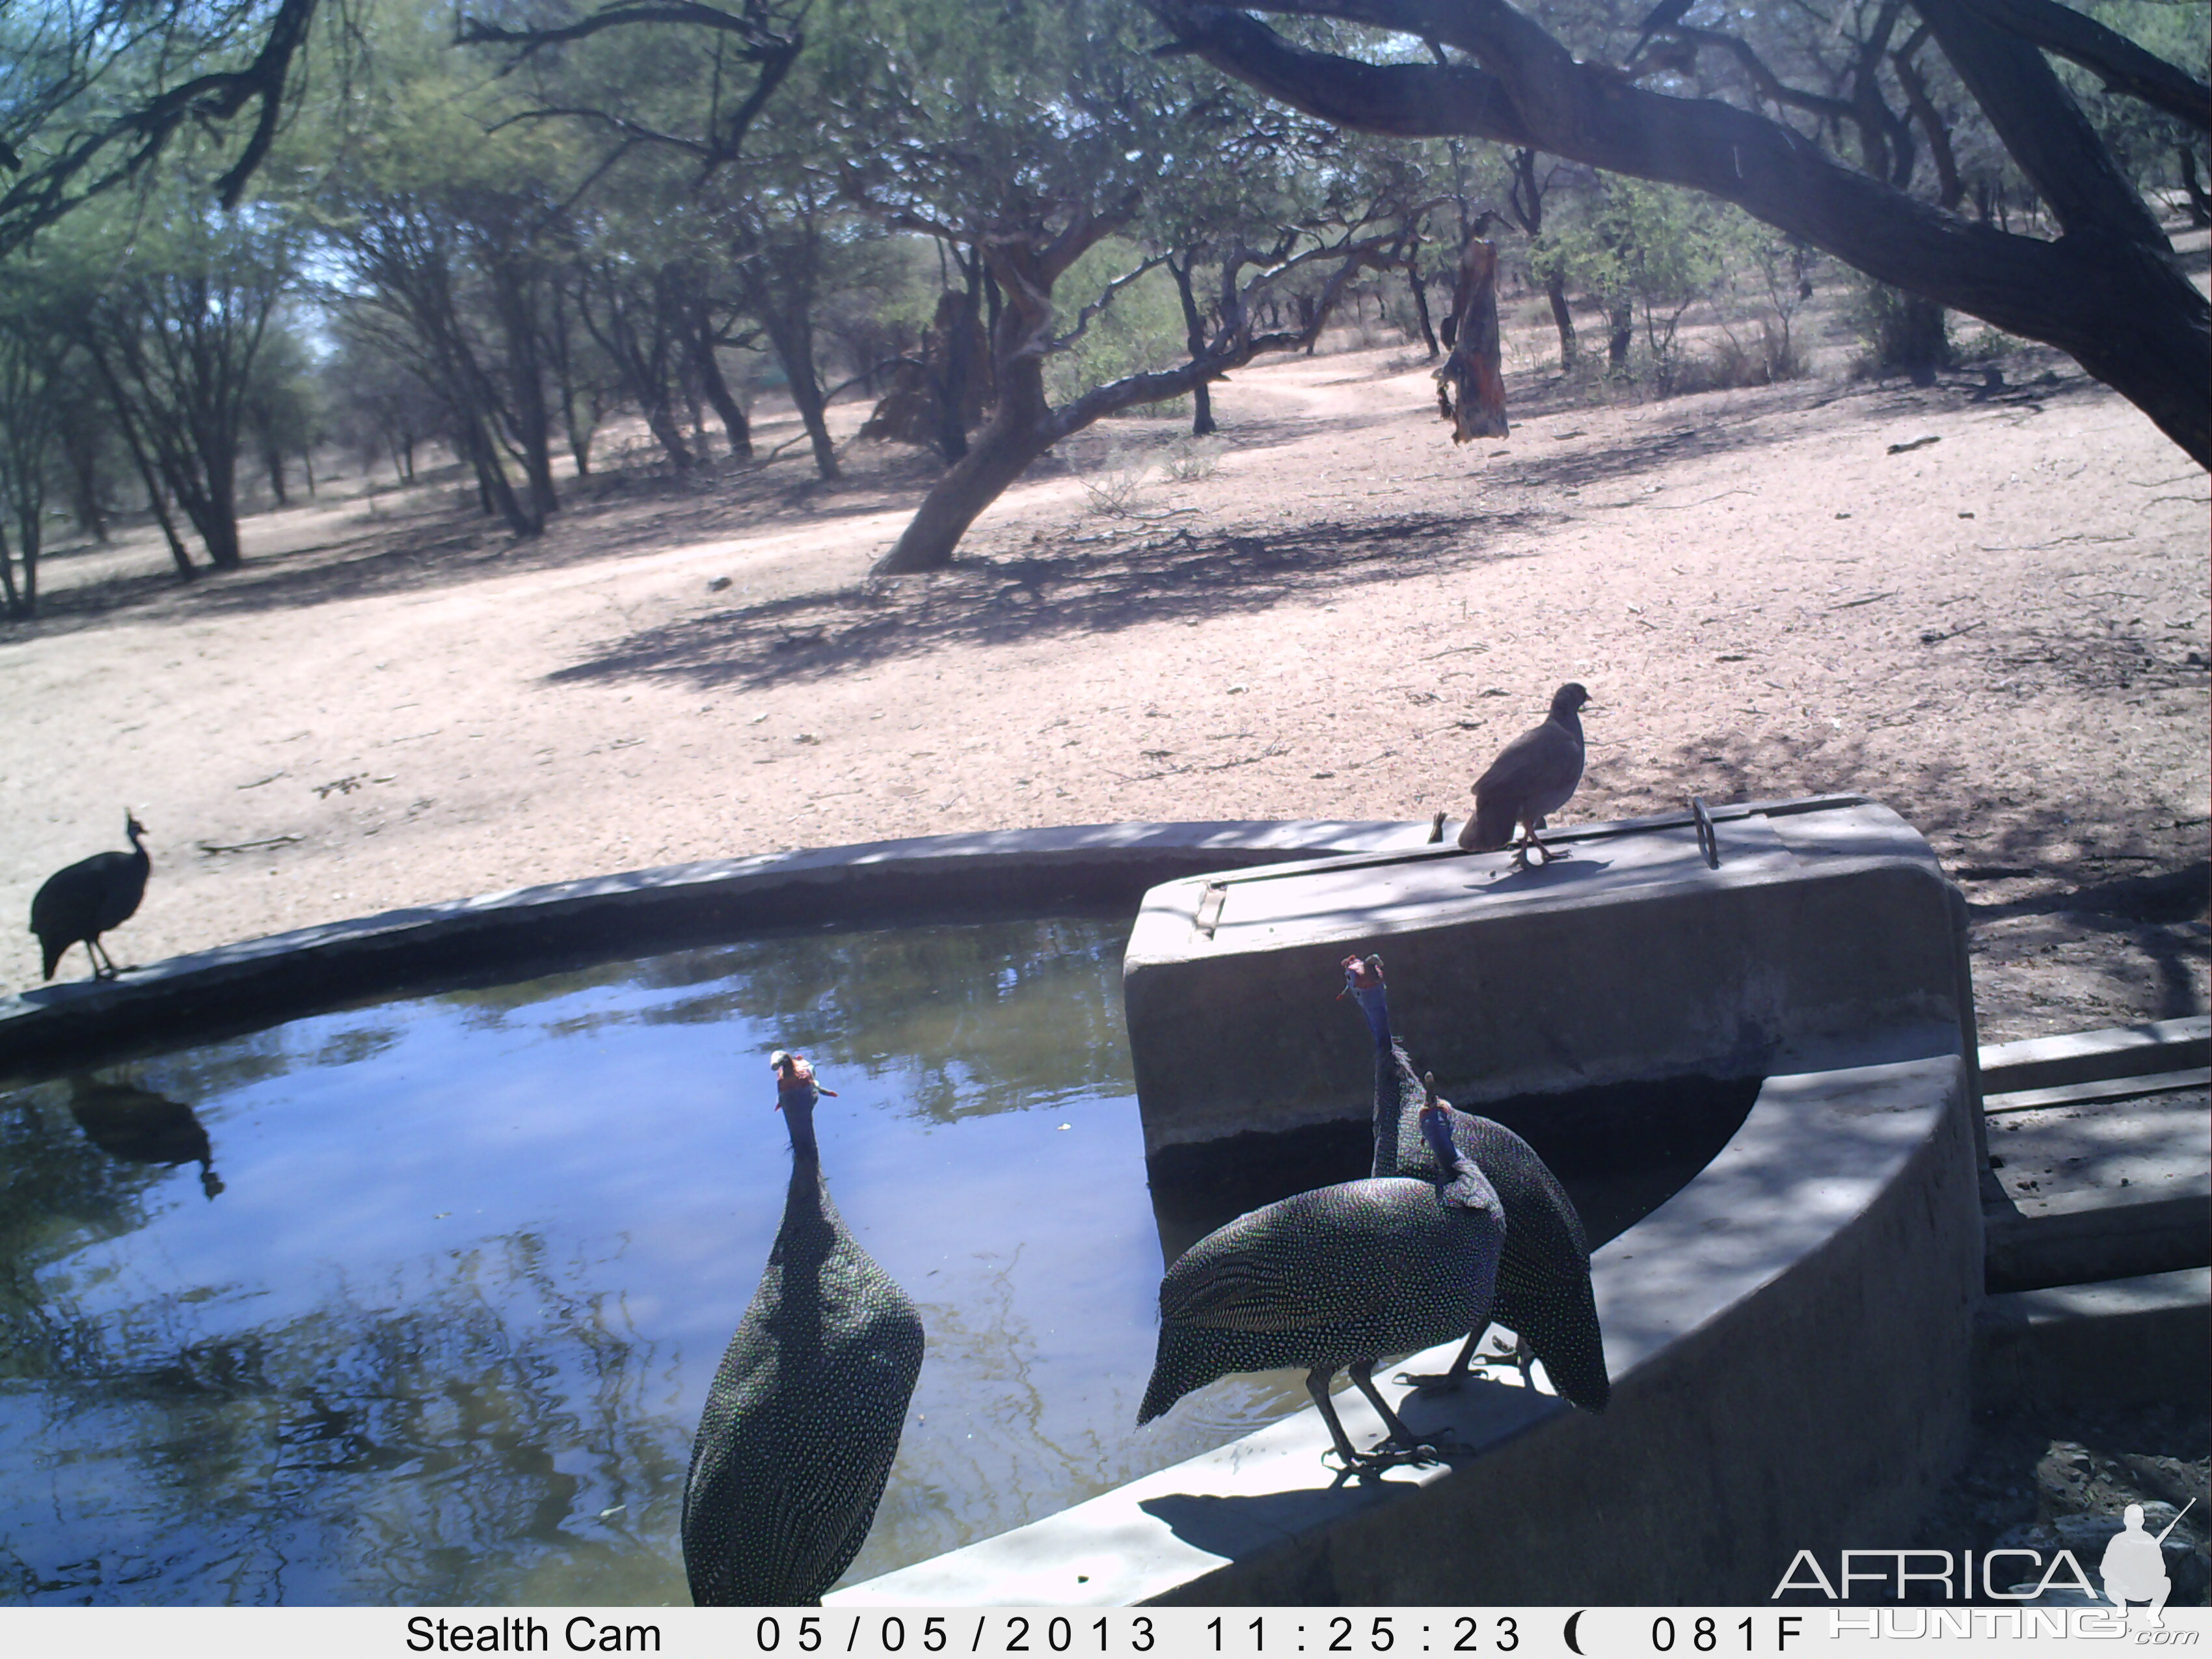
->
780;1089;821;1165
1351;984;1390;1051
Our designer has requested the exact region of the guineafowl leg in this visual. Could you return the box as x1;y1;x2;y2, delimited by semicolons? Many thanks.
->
87;937;119;978
1397;1329;1485;1392
1304;1366;1365;1468
1347;1359;1449;1459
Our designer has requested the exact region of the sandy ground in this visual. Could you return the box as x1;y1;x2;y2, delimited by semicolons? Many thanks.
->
3;330;2206;1042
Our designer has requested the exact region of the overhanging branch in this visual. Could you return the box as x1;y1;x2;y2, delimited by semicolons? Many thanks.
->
1146;0;2209;466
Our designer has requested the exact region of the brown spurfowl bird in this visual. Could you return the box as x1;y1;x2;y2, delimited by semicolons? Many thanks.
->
1458;684;1589;868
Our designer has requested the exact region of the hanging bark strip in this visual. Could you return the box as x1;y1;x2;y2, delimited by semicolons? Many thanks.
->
1436;236;1507;442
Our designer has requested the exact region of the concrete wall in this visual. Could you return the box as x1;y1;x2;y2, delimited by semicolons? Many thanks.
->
1124;800;1972;1158
835;1054;1983;1605
0;819;1435;1080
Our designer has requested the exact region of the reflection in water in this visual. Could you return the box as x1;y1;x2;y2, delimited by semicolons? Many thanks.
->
0;916;1288;1606
68;1075;224;1199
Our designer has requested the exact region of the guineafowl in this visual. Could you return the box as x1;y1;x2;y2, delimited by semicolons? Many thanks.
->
1459;684;1589;868
1138;1098;1505;1472
68;1073;223;1199
31;811;150;980
1342;954;1609;1411
681;1051;924;1605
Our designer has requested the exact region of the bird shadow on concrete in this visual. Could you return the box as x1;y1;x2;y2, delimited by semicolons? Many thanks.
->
545;513;1546;694
1463;856;1617;897
1133;1379;1559;1561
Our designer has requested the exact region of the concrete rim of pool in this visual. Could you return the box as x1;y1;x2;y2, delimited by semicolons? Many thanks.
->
1;802;1984;1605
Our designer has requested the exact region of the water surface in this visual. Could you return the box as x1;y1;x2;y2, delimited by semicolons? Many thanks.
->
0;915;1754;1606
0;916;1306;1606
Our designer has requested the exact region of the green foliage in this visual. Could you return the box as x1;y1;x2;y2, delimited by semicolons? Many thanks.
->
1849;278;1952;381
2062;2;2212;209
1535;175;1736;390
1043;243;1188;409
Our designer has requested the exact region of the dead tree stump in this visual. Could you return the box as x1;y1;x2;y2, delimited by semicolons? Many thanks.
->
1436;236;1509;442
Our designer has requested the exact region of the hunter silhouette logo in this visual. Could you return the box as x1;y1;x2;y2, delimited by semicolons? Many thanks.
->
2101;1500;2194;1626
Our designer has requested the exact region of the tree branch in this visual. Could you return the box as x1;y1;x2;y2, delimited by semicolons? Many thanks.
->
0;0;321;256
1146;0;2209;466
1953;0;2211;134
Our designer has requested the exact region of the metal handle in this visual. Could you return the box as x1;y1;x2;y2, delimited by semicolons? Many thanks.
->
1692;796;1721;869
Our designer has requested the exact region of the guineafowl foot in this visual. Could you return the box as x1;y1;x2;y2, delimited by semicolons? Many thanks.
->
1464;1334;1537;1381
1321;1440;1448;1477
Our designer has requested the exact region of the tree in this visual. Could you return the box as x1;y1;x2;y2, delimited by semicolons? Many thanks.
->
69;193;297;570
1148;0;2212;466
0;0;320;258
834;0;1414;573
0;267;69;615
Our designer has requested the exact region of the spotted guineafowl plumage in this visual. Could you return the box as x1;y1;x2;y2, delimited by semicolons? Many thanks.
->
1342;954;1609;1412
681;1051;924;1606
1138;1100;1505;1470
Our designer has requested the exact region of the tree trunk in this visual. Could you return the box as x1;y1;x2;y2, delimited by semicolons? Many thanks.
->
0;517;21;618
874;210;1381;575
1436;237;1509;440
1898;289;1949;384
1608;299;1634;371
1545;271;1577;370
876;360;1051;574
1407;265;1441;359
753;297;839;480
57;405;110;542
934;250;986;463
692;321;753;458
2179;149;2212;228
87;350;195;578
0;506;36;616
1168;254;1220;435
263;428;289;506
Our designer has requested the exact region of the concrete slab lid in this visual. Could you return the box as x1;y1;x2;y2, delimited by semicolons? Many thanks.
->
1985;1266;2211;1325
1986;1095;2212;1219
1175;818;1798;957
1978;1016;2212;1095
830;1053;1963;1609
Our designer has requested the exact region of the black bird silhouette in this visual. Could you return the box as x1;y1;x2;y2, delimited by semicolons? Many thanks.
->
31;811;150;980
681;1051;924;1606
1459;684;1589;869
68;1074;224;1199
1342;954;1608;1411
1138;1098;1505;1472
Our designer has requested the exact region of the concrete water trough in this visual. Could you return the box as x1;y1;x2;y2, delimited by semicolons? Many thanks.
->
837;796;1990;1604
3;801;1993;1606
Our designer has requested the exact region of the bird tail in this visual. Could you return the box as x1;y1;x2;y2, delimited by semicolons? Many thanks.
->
1533;1278;1612;1414
1137;1325;1219;1427
1459;795;1517;852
